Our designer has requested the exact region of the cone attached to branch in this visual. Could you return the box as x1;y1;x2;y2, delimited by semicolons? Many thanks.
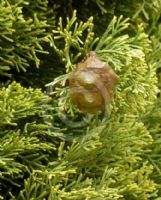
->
69;51;118;113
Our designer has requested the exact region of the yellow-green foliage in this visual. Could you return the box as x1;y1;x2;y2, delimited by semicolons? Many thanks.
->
0;0;161;200
0;0;52;76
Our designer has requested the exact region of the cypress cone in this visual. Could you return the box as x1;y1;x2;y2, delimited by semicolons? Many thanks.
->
69;51;118;113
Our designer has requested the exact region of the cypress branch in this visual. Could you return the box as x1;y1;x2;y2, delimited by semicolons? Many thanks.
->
0;0;161;199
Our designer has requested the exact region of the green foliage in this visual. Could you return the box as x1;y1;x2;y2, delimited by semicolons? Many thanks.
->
0;0;52;77
0;82;49;126
51;10;99;72
0;82;57;199
0;0;161;199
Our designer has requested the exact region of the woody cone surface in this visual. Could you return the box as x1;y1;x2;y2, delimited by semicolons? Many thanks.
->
69;52;118;113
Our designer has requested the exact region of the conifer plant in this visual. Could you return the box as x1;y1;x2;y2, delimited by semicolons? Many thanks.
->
0;0;161;199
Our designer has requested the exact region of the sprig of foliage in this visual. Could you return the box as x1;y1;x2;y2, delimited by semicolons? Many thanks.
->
94;16;157;116
0;123;57;199
0;82;49;126
50;10;99;72
0;0;51;77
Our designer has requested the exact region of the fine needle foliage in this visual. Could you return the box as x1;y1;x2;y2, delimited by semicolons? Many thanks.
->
0;0;53;77
0;0;161;200
50;10;99;73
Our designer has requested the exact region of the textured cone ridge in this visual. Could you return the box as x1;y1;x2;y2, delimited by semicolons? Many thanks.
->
69;52;118;113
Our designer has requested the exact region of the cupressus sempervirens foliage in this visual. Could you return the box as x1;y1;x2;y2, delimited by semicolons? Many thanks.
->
0;0;161;199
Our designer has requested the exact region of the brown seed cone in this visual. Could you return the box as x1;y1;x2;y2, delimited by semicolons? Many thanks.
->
69;52;118;113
